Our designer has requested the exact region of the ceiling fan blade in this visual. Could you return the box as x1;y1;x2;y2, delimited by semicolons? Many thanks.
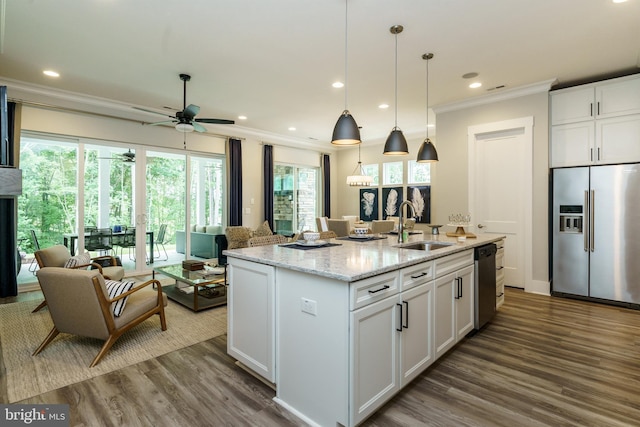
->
148;120;177;126
195;118;235;125
183;104;200;118
132;106;175;118
192;122;207;133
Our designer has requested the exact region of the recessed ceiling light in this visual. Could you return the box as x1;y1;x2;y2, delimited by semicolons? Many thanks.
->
462;72;478;79
378;103;389;109
43;70;60;77
613;0;628;3
469;82;482;89
238;115;247;120
427;124;435;128
288;127;296;131
332;81;344;88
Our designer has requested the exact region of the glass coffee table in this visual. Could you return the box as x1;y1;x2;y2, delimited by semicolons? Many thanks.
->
153;264;226;312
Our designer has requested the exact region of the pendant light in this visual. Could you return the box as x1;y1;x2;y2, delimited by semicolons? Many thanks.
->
331;0;361;145
417;53;439;162
346;143;373;186
383;24;409;155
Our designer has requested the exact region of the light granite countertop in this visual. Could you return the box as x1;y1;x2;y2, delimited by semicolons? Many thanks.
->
223;232;504;282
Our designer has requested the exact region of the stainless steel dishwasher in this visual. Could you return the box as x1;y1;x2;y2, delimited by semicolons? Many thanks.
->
474;243;497;330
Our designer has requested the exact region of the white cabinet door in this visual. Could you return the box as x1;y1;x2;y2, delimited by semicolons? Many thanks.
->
550;121;595;167
227;258;276;383
434;272;456;359
350;295;400;426
596;114;640;165
455;265;475;340
596;77;640;119
399;282;434;386
551;86;594;125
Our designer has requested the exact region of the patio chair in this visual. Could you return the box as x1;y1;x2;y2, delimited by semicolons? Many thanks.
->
32;244;125;313
154;224;169;261
86;228;113;256
28;230;41;274
33;267;167;367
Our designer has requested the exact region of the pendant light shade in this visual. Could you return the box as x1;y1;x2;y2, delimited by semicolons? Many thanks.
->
346;143;373;186
332;110;361;145
384;127;409;155
417;53;439;163
331;0;361;146
383;24;408;155
417;138;438;162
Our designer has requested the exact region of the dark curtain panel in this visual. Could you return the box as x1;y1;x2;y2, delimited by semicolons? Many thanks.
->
228;138;243;226
0;102;18;297
263;144;274;231
322;154;331;217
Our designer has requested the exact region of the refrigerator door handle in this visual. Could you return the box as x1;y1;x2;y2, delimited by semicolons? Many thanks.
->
584;190;589;252
590;190;595;252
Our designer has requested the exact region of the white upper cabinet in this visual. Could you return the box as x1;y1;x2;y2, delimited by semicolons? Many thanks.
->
551;75;640;125
550;74;640;167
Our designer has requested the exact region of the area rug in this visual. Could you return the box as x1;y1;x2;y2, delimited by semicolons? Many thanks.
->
0;298;227;403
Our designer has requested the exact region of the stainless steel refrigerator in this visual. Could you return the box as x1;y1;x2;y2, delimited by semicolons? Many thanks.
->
552;163;640;305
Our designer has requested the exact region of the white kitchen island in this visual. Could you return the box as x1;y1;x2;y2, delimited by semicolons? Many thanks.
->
224;232;504;427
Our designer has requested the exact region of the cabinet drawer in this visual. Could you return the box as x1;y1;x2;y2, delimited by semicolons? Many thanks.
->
400;261;434;292
434;249;473;278
350;271;399;310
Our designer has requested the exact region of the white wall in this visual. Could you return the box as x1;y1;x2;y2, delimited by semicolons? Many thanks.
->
435;92;550;286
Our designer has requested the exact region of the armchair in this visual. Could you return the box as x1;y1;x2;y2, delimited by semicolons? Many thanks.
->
33;245;125;313
33;267;167;367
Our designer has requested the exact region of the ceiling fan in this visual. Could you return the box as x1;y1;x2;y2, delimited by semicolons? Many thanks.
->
139;74;235;133
98;149;135;163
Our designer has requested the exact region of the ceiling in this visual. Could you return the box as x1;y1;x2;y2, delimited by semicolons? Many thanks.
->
1;0;639;146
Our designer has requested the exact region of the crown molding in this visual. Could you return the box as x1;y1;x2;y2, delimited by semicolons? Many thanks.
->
433;79;557;115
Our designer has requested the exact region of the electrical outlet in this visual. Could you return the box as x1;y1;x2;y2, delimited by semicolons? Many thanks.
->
301;297;317;316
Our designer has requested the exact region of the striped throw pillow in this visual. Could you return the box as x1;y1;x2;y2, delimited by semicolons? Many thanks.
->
64;252;92;268
105;280;135;317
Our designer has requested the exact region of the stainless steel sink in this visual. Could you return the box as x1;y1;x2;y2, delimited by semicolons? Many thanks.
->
394;241;455;251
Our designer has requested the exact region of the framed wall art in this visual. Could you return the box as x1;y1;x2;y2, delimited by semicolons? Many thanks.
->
359;188;379;221
407;186;431;223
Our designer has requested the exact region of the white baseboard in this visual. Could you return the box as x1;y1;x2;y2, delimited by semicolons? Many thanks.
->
526;279;550;296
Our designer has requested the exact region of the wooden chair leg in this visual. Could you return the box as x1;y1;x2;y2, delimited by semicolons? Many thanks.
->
159;305;167;331
32;300;48;313
90;334;120;368
33;327;60;356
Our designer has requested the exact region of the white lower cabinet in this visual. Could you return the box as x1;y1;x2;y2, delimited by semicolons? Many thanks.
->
350;262;434;426
434;251;474;359
226;258;276;383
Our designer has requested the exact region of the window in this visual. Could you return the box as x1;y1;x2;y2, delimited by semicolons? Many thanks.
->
383;161;403;185
408;160;431;184
362;164;379;185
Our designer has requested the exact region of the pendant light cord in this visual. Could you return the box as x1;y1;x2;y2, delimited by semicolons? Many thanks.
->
425;54;429;139
344;0;349;110
394;31;398;128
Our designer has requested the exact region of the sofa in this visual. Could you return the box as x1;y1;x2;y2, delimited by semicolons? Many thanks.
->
175;225;224;259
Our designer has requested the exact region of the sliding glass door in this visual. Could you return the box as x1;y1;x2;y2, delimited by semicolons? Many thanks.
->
273;164;319;234
17;132;226;286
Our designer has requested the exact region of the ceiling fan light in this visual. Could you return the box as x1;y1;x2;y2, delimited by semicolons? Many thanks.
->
417;138;439;163
332;110;361;145
175;123;194;133
383;128;409;155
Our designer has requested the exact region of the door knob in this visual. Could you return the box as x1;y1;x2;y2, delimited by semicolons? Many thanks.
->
477;224;485;229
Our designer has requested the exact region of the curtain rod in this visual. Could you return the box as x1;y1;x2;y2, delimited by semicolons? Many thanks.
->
259;140;332;155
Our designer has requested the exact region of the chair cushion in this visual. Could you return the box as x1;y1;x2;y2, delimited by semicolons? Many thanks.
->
64;251;92;268
105;280;135;317
102;266;125;281
253;220;273;237
226;226;252;249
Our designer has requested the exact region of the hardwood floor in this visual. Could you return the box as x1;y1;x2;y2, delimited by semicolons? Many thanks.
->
2;288;639;426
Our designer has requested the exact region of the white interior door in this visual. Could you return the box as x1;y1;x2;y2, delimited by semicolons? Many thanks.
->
468;118;533;289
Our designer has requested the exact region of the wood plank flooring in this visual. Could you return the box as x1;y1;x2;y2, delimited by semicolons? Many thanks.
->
2;288;639;426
